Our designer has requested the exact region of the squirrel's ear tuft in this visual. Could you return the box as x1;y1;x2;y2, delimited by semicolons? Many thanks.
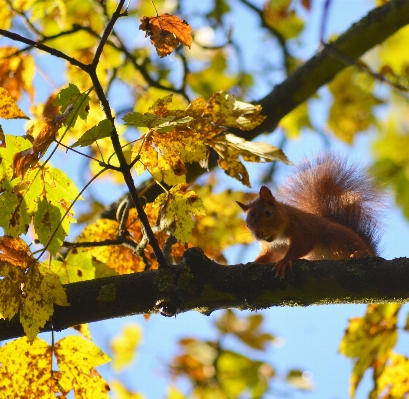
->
236;201;249;212
259;186;275;203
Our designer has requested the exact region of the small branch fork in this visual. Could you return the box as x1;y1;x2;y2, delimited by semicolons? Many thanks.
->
0;1;169;268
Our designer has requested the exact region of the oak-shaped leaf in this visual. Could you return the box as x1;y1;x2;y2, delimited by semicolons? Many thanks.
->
71;119;114;147
139;13;193;57
0;87;29;120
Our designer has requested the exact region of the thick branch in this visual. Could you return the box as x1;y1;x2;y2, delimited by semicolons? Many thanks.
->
243;0;409;138
1;248;408;341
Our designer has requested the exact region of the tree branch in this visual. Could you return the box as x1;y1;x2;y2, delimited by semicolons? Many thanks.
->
1;248;408;341
243;0;409;138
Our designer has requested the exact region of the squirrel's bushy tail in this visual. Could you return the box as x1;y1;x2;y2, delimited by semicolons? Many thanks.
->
279;153;383;255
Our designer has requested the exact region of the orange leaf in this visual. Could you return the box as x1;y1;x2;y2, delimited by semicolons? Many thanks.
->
0;87;29;120
139;13;192;57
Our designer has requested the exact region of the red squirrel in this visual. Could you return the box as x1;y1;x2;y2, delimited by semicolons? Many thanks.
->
237;154;382;278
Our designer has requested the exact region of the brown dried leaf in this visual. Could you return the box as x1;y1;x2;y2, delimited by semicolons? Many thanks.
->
12;118;63;178
139;13;193;57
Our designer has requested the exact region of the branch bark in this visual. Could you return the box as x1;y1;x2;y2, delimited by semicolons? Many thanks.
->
1;248;408;341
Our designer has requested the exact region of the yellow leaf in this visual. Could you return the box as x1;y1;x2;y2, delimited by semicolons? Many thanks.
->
0;0;12;30
339;304;400;397
0;87;29;120
379;25;409;76
279;102;312;138
72;323;93;340
110;380;145;399
205;92;266;130
0;237;32;321
154;184;205;244
110;323;143;372
20;263;69;341
190;187;253;263
76;218;146;273
54;335;111;398
327;67;383;143
378;353;409;398
0;337;57;399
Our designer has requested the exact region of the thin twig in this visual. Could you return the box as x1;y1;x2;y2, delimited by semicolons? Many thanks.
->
86;0;169;269
0;29;87;70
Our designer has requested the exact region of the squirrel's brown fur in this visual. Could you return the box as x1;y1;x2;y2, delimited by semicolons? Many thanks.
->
237;154;382;278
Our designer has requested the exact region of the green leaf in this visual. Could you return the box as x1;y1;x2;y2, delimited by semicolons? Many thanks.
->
217;350;274;399
53;84;90;128
71;119;114;148
34;198;65;256
51;251;96;284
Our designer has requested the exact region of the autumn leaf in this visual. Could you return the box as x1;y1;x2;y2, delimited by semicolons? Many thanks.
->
110;323;143;372
0;337;57;398
0;47;35;101
0;87;29;120
327;67;383;143
377;353;409;398
139;13;193;57
20;262;69;341
205;92;266;130
72;323;93;340
0;237;69;341
339;304;400;398
153;184;205;244
51;250;96;284
54;335;111;398
123;111;192;133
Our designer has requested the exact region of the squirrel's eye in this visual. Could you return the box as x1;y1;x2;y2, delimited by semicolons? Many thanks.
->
265;209;272;217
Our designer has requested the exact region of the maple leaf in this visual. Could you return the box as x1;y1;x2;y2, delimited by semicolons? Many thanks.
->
0;335;111;398
0;237;69;341
0;337;57;398
71;119;114;148
0;87;29;120
153;184;205;244
205;92;266;130
0;134;81;250
54;336;111;398
139;13;193;57
21;262;70;341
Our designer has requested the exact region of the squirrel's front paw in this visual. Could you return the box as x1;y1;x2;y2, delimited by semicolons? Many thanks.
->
274;259;292;279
